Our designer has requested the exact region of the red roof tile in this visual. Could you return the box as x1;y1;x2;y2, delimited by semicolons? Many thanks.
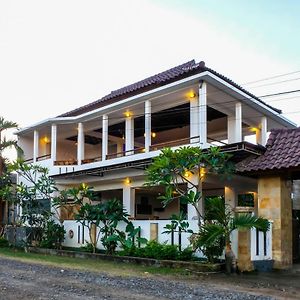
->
237;127;300;173
58;59;281;117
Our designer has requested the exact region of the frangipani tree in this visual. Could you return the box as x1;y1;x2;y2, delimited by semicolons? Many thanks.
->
146;146;234;229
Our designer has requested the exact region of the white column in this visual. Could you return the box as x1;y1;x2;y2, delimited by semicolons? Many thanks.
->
228;102;242;144
256;116;267;146
190;96;199;143
77;122;84;165
123;184;135;217
33;130;39;162
199;81;207;146
102;114;108;161
187;174;204;220
51;124;57;162
225;186;237;209
125;115;134;155
145;100;151;152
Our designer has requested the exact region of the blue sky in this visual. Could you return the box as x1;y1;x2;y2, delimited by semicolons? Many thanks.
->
157;0;300;66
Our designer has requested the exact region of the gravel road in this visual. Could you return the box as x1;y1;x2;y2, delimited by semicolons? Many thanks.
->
0;257;274;300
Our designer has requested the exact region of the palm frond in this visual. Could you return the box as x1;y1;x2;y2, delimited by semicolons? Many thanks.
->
232;214;270;232
0;117;18;131
197;223;225;247
0;139;18;151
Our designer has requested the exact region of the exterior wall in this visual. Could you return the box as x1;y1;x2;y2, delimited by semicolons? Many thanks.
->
258;176;293;268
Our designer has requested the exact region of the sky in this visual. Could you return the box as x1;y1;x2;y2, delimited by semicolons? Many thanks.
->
1;0;300;158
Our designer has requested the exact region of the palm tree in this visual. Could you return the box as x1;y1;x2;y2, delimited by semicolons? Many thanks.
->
196;197;269;273
0;117;19;225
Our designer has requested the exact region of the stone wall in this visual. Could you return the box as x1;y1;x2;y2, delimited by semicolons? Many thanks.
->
258;176;292;269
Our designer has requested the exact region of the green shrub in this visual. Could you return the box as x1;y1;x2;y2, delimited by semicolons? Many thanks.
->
177;247;194;261
0;237;9;247
142;241;178;260
118;241;196;261
40;220;65;249
80;242;95;253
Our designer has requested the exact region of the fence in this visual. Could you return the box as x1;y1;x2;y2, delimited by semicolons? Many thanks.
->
250;222;273;261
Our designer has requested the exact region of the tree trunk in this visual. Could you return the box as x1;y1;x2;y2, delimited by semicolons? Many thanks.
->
225;243;236;274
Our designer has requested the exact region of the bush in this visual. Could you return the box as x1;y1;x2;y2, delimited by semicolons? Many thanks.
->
0;237;9;247
80;242;96;253
40;220;65;249
177;247;194;261
122;241;195;261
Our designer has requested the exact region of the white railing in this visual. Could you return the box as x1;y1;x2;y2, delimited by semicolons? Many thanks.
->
251;221;273;261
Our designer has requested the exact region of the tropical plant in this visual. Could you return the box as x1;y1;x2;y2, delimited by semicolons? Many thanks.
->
71;184;131;254
162;212;193;235
0;117;20;227
3;161;61;246
107;221;147;255
40;219;65;249
0;117;19;174
194;197;269;273
146;146;233;230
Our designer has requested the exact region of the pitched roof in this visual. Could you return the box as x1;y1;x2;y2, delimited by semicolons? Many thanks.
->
237;127;300;173
58;59;281;117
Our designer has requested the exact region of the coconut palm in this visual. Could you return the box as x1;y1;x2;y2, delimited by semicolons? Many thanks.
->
0;117;19;225
196;197;269;273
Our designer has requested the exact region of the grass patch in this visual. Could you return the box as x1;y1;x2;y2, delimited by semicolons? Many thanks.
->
0;247;194;278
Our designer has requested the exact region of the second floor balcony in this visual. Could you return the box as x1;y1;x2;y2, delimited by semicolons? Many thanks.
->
18;78;292;176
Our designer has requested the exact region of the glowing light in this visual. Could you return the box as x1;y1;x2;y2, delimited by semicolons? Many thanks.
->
184;171;191;178
188;91;196;99
125;177;131;184
144;132;156;138
42;136;50;144
200;167;206;177
124;111;132;118
249;127;258;132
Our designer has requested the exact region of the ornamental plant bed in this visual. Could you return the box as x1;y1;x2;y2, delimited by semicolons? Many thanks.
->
28;247;223;273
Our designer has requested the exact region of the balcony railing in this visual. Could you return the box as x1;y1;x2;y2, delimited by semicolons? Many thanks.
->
54;160;78;166
150;136;200;151
24;154;51;164
36;154;51;161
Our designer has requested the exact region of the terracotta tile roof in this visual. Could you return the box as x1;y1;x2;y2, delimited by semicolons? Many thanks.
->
58;59;281;117
237;127;300;173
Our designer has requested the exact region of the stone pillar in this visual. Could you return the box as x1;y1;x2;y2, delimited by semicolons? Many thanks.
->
77;122;84;165
228;102;242;144
256;116;267;146
33;130;39;163
145;100;151;152
258;176;292;269
190;94;199;143
123;184;135;218
199;82;207;146
125;115;134;155
237;230;253;271
51;124;57;162
102;114;108;161
224;186;237;209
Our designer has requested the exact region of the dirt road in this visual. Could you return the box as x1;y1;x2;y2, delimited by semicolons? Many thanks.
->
0;257;295;300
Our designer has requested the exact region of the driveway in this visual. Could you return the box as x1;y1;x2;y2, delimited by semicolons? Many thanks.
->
0;257;280;300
